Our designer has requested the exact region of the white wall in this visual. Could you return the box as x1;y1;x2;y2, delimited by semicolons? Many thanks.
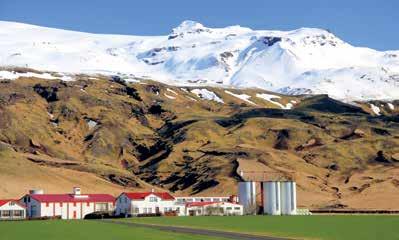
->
0;201;26;219
186;202;243;216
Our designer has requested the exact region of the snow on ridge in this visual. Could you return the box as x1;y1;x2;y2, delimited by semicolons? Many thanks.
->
167;88;178;95
164;93;176;99
256;93;293;109
191;89;224;103
225;90;256;105
370;104;381;115
0;70;73;81
388;103;395;110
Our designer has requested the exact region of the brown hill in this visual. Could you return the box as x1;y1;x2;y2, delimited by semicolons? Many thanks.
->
0;71;398;209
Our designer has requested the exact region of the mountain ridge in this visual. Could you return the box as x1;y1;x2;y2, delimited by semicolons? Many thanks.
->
0;20;398;101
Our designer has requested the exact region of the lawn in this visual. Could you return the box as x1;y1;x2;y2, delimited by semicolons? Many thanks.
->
125;215;399;240
0;220;226;240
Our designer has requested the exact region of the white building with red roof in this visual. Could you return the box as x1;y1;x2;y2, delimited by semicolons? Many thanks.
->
185;201;243;216
116;190;184;216
20;187;115;219
0;199;26;220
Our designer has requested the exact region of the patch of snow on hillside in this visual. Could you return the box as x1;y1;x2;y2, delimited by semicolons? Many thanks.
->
167;88;178;95
256;93;292;109
388;103;395;110
124;78;140;83
0;70;61;80
164;93;176;99
87;120;98;129
225;90;256;105
370;104;381;115
191;89;224;103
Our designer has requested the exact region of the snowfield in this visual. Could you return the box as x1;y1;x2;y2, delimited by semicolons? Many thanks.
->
0;20;398;101
191;89;224;103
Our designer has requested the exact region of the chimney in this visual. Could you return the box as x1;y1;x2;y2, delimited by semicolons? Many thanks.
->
151;188;155;193
29;189;44;195
73;187;81;195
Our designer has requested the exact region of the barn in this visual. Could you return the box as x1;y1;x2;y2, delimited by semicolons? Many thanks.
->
20;187;115;219
0;199;26;220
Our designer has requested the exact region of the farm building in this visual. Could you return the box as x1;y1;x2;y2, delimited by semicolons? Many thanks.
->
20;188;115;219
185;201;243;216
0;199;26;220
116;191;184;216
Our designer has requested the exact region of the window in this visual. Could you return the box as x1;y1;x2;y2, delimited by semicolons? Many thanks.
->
234;207;240;210
149;197;158;202
13;210;23;217
2;210;11;217
134;208;139;213
148;208;152;213
213;198;220;202
226;207;232;210
95;203;108;211
9;202;15;206
176;207;180;212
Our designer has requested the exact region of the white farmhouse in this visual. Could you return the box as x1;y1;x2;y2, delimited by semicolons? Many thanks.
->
0;199;26;220
20;188;115;219
186;201;243;216
116;191;183;216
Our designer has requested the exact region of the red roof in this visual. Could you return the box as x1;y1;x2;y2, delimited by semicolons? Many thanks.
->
0;199;26;208
124;192;175;201
28;194;115;203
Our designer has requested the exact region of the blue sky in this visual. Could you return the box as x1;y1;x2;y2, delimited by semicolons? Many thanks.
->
0;0;398;50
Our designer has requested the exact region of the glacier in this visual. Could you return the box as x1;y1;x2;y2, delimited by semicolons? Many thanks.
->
0;20;398;101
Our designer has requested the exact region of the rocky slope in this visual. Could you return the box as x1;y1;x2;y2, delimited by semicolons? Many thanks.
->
0;69;398;209
0;20;398;101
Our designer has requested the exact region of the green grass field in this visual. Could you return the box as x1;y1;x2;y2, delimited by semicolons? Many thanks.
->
0;220;226;240
125;215;399;240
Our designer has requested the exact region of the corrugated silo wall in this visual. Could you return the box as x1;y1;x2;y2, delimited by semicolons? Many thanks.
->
238;181;256;214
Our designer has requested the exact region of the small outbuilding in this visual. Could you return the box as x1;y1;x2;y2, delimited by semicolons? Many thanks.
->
0;199;26;220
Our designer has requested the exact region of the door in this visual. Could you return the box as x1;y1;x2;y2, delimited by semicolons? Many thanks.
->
73;211;77;219
155;207;160;214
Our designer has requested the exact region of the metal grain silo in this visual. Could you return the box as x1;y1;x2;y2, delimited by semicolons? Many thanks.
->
281;181;297;215
238;181;256;214
263;181;281;215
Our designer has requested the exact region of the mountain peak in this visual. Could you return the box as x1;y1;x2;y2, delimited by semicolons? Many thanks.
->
172;20;206;34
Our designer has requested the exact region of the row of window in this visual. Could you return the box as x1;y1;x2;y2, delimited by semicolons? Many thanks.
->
130;207;180;214
42;202;110;210
0;210;24;217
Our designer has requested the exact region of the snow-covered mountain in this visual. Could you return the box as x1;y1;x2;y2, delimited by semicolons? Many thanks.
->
0;20;398;101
